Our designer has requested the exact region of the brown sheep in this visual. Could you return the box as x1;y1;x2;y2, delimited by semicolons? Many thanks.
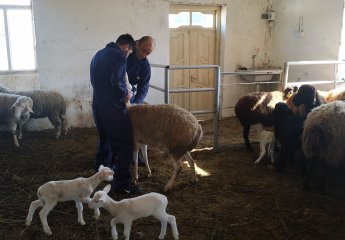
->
235;90;286;151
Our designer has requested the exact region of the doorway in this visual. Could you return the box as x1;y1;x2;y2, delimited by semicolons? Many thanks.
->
169;5;220;119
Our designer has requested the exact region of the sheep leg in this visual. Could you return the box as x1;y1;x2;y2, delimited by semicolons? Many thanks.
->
60;114;68;135
48;115;61;139
168;215;179;240
268;141;275;164
123;220;132;240
17;124;23;140
140;144;151;177
243;125;253;152
83;197;100;219
184;152;198;183
9;122;20;147
75;200;86;225
110;218;120;240
132;144;140;183
254;143;266;164
26;199;43;225
303;158;313;190
39;200;57;235
163;155;182;192
320;163;327;194
157;216;167;239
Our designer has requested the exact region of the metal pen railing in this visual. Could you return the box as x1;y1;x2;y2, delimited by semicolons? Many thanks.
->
283;60;345;89
150;64;221;150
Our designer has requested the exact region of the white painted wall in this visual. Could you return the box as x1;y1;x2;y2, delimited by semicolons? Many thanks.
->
1;0;344;130
31;0;169;128
272;0;344;91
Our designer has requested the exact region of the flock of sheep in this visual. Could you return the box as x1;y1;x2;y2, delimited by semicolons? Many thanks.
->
235;84;345;193
2;81;345;239
0;85;68;147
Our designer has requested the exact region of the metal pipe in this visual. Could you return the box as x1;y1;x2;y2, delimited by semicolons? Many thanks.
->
221;81;281;86
283;63;289;90
222;71;282;75
164;66;169;104
213;66;221;151
149;85;165;92
190;110;214;114
168;64;219;70
150;63;168;68
169;87;216;93
285;60;345;66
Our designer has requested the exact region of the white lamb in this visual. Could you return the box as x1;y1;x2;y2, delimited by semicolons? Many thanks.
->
0;93;33;147
25;165;114;235
254;128;275;165
88;184;179;240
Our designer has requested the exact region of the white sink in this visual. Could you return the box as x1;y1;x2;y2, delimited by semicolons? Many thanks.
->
236;69;282;82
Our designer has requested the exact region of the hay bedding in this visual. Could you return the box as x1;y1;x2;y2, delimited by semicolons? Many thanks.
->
1;117;345;240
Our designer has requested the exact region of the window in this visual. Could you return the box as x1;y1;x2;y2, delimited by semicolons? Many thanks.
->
0;0;36;71
169;7;216;29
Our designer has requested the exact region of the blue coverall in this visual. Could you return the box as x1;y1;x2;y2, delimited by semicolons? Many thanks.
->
90;42;133;190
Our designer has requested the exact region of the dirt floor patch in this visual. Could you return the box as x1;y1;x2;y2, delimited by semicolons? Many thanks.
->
1;117;345;240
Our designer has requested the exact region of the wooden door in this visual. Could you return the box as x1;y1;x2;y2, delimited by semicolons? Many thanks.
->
169;7;218;119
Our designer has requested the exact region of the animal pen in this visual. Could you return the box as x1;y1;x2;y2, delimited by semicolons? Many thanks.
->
150;60;345;151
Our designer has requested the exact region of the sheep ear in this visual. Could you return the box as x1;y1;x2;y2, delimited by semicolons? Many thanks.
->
26;103;34;113
98;165;104;171
103;184;111;194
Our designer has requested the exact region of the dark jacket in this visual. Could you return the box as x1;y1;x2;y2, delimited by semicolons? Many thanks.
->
126;45;151;104
90;42;128;110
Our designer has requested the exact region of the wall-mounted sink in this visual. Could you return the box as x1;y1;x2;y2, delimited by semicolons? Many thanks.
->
236;69;282;82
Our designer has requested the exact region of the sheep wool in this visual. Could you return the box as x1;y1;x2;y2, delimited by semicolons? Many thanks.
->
302;101;345;167
128;104;202;159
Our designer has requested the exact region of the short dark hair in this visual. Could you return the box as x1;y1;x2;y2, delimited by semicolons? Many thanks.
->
116;34;135;49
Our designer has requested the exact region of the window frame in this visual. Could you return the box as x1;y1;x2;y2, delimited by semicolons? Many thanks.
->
0;1;37;74
169;5;218;29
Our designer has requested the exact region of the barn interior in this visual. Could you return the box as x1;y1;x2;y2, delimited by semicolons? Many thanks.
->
1;0;345;239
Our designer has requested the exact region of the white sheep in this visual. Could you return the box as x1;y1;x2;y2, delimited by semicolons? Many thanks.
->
0;85;68;138
88;184;179;240
302;101;345;192
254;126;275;165
127;104;203;192
25;165;114;235
0;93;33;147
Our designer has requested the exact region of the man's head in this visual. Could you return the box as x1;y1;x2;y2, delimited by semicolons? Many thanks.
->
135;36;155;60
116;33;135;57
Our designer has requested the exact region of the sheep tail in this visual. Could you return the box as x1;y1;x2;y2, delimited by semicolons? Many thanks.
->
191;124;203;149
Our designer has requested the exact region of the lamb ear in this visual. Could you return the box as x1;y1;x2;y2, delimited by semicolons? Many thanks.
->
26;103;34;113
103;184;111;194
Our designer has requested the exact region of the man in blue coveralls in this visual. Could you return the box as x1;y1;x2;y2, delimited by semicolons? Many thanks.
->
90;33;141;194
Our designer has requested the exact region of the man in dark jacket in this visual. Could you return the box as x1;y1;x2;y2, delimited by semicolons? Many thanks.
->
90;33;141;194
126;36;155;104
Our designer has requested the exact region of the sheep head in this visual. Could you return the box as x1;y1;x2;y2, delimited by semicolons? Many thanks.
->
11;96;34;119
98;165;114;181
88;184;111;209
